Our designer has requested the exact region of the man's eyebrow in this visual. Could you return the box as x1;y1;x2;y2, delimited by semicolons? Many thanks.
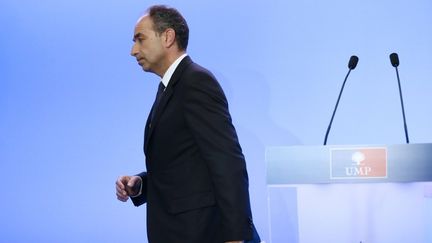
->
133;33;143;41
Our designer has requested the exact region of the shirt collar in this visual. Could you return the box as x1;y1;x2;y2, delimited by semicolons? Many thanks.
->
161;53;188;88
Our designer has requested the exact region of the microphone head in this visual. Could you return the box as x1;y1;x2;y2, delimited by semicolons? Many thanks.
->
348;55;359;70
390;53;399;67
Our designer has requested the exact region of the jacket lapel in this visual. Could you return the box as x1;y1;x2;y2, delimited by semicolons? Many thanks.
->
144;56;193;153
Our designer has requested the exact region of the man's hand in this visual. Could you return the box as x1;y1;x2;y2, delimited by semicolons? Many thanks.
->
116;175;142;202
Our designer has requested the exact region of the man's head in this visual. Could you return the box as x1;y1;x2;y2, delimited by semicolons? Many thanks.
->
131;5;189;76
147;5;189;51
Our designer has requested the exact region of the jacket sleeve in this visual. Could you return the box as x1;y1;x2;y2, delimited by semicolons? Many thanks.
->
131;171;148;207
182;70;253;241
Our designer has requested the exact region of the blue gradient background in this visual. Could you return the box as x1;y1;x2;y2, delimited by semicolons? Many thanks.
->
1;0;431;242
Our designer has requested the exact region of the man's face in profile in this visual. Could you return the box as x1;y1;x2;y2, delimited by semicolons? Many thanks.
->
131;15;165;74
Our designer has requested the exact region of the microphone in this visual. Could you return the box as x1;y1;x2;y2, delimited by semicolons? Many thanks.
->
389;52;410;143
348;55;359;69
323;55;359;145
390;53;399;67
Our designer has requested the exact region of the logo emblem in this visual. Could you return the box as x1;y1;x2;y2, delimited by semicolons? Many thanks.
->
330;147;387;179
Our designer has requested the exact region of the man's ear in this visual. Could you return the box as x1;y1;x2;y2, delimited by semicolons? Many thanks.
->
164;28;176;48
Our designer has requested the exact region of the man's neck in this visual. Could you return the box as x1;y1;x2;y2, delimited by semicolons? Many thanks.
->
157;51;186;77
160;53;188;87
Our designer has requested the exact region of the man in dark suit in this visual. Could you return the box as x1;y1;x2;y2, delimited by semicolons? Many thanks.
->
116;5;260;243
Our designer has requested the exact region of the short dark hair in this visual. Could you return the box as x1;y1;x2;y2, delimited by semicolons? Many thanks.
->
147;5;189;51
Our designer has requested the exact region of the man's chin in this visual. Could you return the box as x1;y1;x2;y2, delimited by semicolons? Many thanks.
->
141;66;157;75
141;65;151;72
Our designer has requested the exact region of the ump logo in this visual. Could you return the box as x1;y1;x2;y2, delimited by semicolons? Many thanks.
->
330;147;387;179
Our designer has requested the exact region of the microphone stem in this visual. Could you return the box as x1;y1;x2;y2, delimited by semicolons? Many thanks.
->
324;69;351;145
395;67;410;144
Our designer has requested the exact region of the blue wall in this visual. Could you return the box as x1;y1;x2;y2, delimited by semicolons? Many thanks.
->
1;0;431;242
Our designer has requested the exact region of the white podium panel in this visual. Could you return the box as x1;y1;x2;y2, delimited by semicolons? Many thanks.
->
266;144;432;243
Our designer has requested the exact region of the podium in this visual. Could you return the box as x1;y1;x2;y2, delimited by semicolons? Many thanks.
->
266;143;432;243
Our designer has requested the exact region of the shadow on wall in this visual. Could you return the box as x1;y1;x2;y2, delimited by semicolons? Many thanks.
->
215;66;302;241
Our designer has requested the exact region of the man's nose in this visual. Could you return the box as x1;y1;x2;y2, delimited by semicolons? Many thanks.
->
131;44;138;57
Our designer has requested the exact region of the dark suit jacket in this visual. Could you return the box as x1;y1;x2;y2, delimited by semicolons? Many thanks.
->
132;57;254;243
131;56;259;243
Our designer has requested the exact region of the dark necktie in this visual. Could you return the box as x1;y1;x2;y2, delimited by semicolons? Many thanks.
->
150;82;165;124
